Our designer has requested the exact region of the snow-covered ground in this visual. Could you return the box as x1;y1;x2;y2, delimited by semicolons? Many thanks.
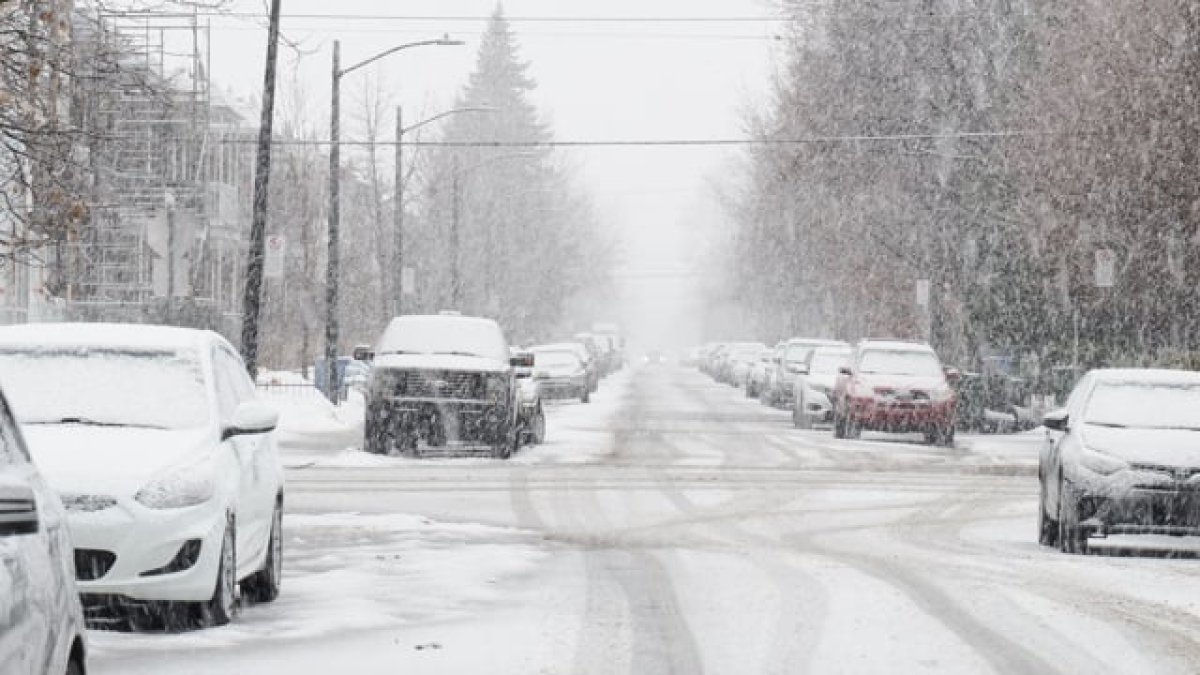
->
89;365;1200;674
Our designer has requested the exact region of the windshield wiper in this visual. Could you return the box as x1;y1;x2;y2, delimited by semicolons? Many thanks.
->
31;417;165;429
1087;421;1129;428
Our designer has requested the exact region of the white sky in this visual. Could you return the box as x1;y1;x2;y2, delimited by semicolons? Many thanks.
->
197;0;783;351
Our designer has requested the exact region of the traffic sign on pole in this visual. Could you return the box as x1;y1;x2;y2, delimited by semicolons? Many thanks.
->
264;234;286;279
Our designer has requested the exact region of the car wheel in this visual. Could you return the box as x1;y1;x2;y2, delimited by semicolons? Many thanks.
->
833;408;846;438
581;387;590;404
363;410;388;454
66;656;85;675
491;418;516;460
791;403;801;428
241;501;283;603
198;519;237;627
1057;475;1089;554
530;405;546;445
1038;480;1059;547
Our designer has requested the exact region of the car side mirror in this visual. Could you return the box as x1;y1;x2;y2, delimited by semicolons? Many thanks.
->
838;366;852;376
944;367;961;384
0;481;38;536
510;353;534;369
1043;409;1069;432
352;345;374;362
787;363;807;374
223;401;279;441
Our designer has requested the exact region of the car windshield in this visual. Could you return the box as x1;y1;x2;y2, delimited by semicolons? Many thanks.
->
1084;382;1200;429
533;351;580;369
785;344;817;362
376;316;509;363
810;351;851;374
0;348;208;429
858;350;942;377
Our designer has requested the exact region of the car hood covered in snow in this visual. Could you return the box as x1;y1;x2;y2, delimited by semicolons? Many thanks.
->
1083;426;1200;468
373;353;508;374
854;373;948;393
21;425;214;497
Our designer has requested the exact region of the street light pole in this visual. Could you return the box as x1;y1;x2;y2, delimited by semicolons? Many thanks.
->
393;104;493;318
324;36;463;400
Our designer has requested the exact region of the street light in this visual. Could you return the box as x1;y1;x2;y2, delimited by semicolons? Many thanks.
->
393;104;493;318
325;35;463;400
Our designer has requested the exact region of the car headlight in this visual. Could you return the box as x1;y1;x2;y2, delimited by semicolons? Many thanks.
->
135;462;215;509
1077;446;1127;476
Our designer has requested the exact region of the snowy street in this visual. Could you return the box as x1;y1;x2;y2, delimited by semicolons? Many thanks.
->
89;364;1200;675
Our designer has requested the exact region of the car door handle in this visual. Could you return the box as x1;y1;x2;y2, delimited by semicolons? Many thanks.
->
0;484;37;537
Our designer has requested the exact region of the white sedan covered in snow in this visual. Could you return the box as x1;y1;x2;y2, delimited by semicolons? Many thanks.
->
0;323;284;629
1039;368;1200;554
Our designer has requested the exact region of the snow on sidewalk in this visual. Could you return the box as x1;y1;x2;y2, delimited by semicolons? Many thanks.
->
88;512;550;672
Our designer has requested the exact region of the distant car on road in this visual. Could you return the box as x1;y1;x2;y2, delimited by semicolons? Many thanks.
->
0;323;285;630
1038;368;1200;554
793;345;852;428
831;340;958;446
0;384;87;674
364;314;524;459
746;348;775;398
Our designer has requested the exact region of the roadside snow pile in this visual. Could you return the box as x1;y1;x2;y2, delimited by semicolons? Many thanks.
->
256;370;364;465
87;512;549;665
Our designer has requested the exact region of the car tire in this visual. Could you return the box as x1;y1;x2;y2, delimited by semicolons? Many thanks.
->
925;426;954;447
363;409;388;455
845;415;862;439
242;501;283;603
66;656;85;675
795;398;812;430
833;408;847;438
528;405;546;445
1057;475;1089;554
581;387;590;404
491;417;516;460
1038;480;1059;547
198;518;237;627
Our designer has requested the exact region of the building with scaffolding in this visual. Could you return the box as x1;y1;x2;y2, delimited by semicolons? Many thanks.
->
34;9;256;338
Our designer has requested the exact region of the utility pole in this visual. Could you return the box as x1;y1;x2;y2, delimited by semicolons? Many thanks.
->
450;155;461;309
393;104;404;317
240;0;282;377
325;40;342;401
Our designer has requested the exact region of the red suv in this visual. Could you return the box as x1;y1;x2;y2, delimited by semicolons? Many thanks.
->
832;340;958;445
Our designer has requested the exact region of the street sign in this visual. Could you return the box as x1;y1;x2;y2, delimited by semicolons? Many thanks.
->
264;234;286;279
1094;248;1115;288
915;279;930;307
401;266;415;295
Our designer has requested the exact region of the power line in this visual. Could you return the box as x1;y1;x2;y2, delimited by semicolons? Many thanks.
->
106;12;791;23
204;129;1086;149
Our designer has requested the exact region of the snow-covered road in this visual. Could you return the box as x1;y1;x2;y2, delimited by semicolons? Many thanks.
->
91;365;1200;674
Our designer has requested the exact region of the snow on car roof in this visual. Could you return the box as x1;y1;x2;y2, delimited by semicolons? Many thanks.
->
857;339;935;353
784;337;844;347
376;314;509;363
1089;368;1200;385
0;322;218;353
531;342;587;354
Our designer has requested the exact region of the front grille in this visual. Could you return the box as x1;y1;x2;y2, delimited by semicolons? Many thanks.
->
381;369;486;400
75;549;117;581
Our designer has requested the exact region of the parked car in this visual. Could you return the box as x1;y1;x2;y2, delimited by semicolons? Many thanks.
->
0;323;285;630
545;341;599;393
792;345;852;428
363;314;524;459
530;344;591;403
745;348;775;398
511;351;545;446
726;342;767;388
765;338;848;408
831;340;958;445
1038;368;1200;554
0;385;87;674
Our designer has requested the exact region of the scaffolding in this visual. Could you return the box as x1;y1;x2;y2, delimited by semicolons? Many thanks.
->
70;9;246;332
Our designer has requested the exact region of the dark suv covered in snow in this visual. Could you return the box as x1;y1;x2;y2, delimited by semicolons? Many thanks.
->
363;314;525;459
